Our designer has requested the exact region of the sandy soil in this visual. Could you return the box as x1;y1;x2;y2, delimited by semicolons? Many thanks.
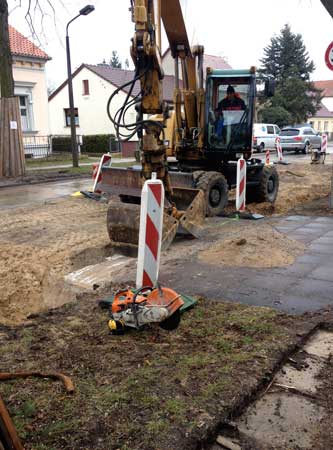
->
0;161;331;325
0;198;109;325
199;224;305;268
248;163;333;216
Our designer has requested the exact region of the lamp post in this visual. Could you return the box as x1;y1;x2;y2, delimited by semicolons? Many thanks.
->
66;5;95;167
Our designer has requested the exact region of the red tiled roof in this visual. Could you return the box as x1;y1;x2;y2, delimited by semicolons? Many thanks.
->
313;80;333;97
9;25;50;61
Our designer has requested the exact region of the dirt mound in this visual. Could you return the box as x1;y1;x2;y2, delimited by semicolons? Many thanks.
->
198;224;305;268
0;198;110;325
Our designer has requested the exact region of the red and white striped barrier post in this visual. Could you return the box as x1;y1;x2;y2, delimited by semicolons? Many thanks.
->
265;149;270;166
92;153;112;193
136;173;164;289
322;133;328;156
276;137;283;162
236;157;246;212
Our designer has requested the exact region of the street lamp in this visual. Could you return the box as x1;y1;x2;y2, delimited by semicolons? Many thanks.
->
66;5;95;167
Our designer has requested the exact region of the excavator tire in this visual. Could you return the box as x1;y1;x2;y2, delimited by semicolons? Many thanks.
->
195;171;229;217
247;165;279;204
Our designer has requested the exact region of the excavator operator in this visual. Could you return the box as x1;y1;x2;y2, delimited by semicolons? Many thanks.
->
217;85;246;111
214;85;246;141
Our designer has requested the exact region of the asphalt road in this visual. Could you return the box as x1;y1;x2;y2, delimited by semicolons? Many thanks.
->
255;142;333;163
0;179;92;210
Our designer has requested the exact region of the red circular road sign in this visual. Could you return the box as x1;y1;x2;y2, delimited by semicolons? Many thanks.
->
325;42;333;71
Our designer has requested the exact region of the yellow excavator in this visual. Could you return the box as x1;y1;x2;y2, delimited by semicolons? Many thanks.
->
102;0;279;252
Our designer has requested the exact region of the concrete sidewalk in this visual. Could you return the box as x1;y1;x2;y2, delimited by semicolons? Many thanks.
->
161;215;333;315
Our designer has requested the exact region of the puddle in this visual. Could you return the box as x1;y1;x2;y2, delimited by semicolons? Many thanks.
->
212;330;333;450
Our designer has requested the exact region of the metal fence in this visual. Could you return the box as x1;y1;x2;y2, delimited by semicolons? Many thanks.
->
23;135;83;160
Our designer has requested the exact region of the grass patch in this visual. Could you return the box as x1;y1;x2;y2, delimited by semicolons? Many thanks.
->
0;298;302;450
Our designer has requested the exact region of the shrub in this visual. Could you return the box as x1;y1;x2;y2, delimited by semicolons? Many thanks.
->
81;134;118;154
52;136;72;153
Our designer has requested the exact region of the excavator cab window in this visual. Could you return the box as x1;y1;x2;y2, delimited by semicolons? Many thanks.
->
207;75;254;152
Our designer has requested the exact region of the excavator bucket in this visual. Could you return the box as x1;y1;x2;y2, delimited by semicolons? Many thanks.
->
106;186;205;254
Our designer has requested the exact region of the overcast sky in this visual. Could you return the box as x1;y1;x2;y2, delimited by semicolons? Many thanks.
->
8;0;333;89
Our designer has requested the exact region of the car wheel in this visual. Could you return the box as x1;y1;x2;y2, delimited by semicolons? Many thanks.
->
259;142;265;152
302;142;310;154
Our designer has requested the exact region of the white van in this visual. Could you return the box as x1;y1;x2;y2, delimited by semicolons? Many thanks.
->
252;123;281;152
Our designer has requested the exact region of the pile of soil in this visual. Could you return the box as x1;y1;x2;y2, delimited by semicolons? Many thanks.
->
199;224;305;268
0;198;109;325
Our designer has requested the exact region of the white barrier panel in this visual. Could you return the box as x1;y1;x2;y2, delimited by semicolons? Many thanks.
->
265;149;270;166
236;157;246;212
276;137;283;161
322;134;328;154
136;173;164;289
92;153;112;193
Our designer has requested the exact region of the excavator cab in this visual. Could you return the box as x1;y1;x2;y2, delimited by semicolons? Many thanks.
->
205;69;256;161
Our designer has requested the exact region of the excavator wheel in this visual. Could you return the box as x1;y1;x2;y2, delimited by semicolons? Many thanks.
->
195;171;229;217
247;165;279;204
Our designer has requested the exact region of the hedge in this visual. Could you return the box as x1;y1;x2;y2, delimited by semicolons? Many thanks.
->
51;134;119;154
52;136;71;153
81;134;118;154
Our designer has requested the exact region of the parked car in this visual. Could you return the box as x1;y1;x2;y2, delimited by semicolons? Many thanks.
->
252;123;281;152
279;126;321;154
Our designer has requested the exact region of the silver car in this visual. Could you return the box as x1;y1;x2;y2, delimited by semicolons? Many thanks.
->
279;126;322;154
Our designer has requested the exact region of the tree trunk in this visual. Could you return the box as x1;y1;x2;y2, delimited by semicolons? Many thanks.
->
0;97;25;177
0;0;14;97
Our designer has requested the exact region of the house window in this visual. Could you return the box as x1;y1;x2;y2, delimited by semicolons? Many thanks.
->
64;108;79;126
83;80;90;95
324;121;329;131
19;95;32;131
318;121;322;131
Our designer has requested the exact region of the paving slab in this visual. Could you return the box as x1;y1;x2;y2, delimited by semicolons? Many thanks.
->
237;393;325;450
311;236;333;245
275;356;325;394
304;330;333;359
308;243;333;255
308;266;333;282
291;278;333;302
65;254;136;291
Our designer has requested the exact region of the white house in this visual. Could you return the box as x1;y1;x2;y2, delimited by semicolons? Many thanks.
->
48;64;177;155
49;53;231;156
9;25;51;137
